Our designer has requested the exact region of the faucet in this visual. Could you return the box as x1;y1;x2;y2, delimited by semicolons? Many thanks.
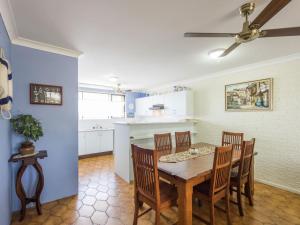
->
92;124;103;129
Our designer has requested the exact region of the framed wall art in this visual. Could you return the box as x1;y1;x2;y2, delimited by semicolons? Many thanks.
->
30;83;63;105
225;78;273;111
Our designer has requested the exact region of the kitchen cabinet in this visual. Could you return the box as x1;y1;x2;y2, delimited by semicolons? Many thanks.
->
78;130;114;156
135;91;193;117
100;130;114;151
85;131;101;155
78;132;87;155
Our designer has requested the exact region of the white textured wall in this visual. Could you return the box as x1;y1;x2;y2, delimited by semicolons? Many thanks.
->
189;58;300;194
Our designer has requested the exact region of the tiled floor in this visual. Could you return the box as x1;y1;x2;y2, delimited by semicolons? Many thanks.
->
12;155;300;225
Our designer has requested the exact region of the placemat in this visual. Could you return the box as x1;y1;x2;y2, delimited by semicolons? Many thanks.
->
159;146;215;163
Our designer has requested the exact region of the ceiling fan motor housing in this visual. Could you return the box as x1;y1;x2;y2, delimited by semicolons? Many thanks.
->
235;28;260;43
240;2;255;17
236;2;260;43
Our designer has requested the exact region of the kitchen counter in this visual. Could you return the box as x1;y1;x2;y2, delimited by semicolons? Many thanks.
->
79;128;114;132
113;118;198;125
113;120;197;182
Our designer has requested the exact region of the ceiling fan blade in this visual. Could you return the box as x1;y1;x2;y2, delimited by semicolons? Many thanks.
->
260;27;300;37
184;32;236;38
250;0;291;29
220;42;241;57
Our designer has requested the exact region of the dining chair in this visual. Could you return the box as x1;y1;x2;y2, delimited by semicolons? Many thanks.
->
131;144;178;225
193;144;234;225
222;131;244;151
230;138;255;216
175;131;191;152
154;133;172;157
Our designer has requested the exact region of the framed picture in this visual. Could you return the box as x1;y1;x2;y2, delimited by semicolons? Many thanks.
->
30;83;63;105
225;78;273;111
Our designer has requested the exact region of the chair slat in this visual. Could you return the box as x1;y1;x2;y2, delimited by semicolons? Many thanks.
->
175;131;191;152
154;133;172;157
222;131;244;151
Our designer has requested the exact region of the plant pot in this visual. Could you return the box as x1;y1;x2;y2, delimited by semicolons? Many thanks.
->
19;141;35;155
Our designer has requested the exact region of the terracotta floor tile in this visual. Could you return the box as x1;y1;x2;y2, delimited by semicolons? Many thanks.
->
94;200;109;211
106;206;122;218
91;211;108;225
82;196;96;205
74;217;93;225
85;188;98;196
106;218;123;225
11;154;300;225
79;205;95;217
96;192;109;201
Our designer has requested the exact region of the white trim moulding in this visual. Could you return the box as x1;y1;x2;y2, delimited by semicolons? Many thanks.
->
12;37;82;58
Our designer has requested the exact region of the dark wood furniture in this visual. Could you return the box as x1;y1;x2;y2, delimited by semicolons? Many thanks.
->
157;142;255;225
193;145;234;225
131;144;177;225
9;150;47;221
221;131;255;194
222;131;244;150
175;131;191;152
230;139;255;216
154;133;173;157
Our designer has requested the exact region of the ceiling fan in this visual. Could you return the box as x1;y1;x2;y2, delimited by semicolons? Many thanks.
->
114;83;126;94
184;0;300;57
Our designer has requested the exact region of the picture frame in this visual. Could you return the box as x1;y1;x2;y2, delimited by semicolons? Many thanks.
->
225;78;273;111
30;83;63;105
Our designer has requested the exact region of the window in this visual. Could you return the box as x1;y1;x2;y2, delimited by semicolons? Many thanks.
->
78;91;125;120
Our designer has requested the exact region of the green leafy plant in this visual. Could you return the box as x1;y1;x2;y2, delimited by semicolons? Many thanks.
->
11;114;43;143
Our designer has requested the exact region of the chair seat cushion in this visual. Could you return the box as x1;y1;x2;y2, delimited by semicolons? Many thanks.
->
159;180;178;203
194;180;210;196
231;170;239;178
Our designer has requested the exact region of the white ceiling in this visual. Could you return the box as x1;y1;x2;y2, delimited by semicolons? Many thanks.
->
9;0;300;90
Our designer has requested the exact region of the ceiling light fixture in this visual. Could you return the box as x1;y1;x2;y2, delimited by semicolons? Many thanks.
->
108;76;119;82
208;48;225;59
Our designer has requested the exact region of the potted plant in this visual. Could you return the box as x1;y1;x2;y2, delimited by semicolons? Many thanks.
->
11;114;43;155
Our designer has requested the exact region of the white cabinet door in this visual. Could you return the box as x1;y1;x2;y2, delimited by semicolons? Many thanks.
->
85;132;101;154
135;91;193;117
164;92;184;116
135;98;144;116
78;132;86;156
164;91;193;116
100;130;114;152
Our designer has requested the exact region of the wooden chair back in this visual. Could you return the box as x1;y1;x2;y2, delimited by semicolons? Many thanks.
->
210;145;234;196
154;133;172;157
239;139;255;180
131;144;160;203
175;131;191;151
222;131;244;151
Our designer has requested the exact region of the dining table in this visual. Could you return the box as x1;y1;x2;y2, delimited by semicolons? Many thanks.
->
157;142;255;225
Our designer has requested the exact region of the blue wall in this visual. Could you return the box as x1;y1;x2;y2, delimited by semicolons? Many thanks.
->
0;15;12;225
125;92;147;118
11;45;78;210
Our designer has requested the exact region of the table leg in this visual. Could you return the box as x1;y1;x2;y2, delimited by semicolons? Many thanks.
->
33;160;44;215
16;164;27;221
177;181;193;225
250;157;255;195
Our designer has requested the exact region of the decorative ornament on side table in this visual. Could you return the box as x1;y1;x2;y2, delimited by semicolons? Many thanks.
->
10;114;43;155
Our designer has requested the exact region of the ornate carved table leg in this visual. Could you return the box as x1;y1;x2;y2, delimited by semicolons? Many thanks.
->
33;159;44;215
16;162;28;221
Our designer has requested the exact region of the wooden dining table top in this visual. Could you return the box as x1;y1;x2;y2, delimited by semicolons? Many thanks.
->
158;142;243;182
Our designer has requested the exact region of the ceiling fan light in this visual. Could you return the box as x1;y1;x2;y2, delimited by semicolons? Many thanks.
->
208;48;225;59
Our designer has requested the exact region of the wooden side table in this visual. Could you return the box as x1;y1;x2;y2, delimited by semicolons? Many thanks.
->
9;150;48;221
